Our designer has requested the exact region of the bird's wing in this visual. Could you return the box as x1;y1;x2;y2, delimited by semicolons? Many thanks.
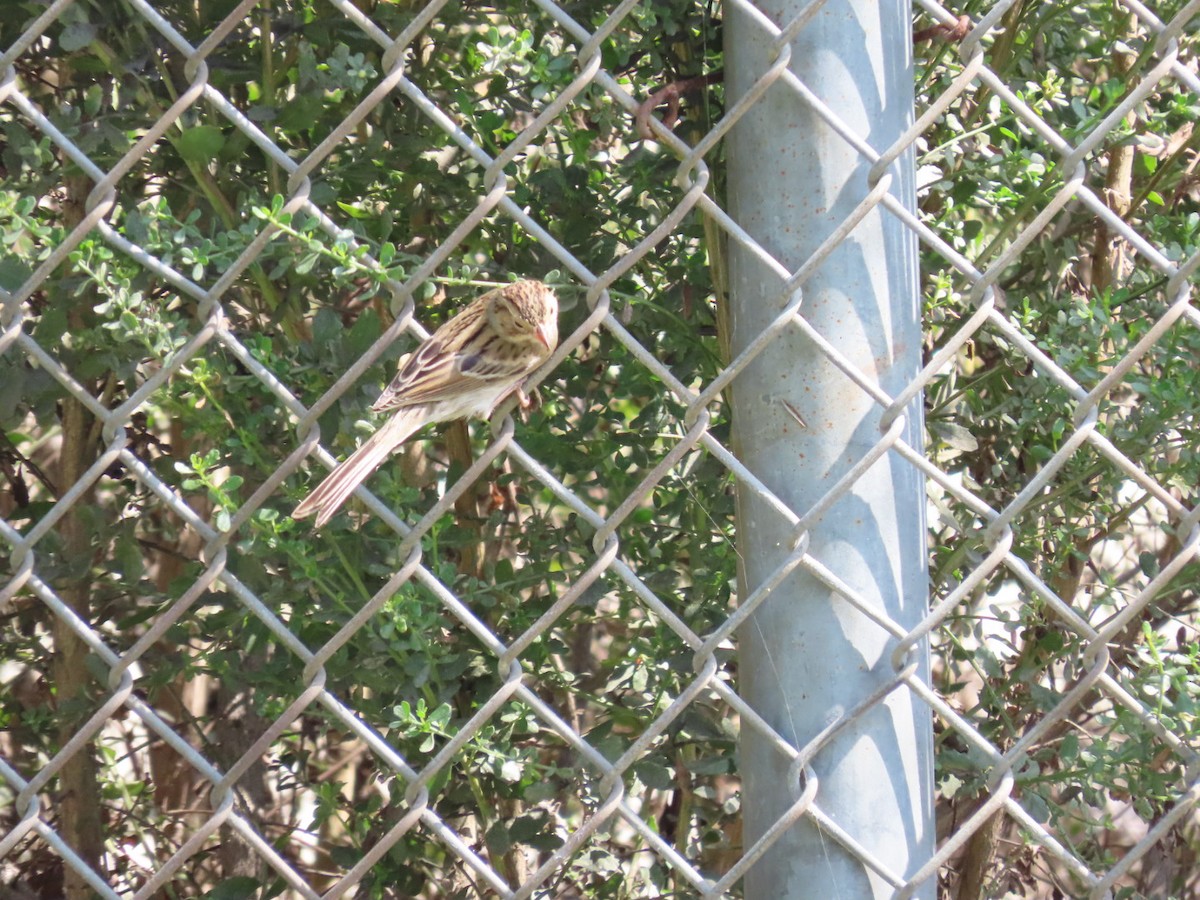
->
371;314;537;413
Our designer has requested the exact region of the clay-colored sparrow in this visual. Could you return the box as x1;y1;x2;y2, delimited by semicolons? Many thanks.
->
293;280;558;527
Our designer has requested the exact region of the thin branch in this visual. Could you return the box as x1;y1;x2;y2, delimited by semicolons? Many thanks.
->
635;72;723;141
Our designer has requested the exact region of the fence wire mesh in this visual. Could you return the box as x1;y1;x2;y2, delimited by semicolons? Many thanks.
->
1;0;1198;898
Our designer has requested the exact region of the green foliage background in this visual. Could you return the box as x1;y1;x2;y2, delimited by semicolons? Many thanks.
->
0;1;1197;898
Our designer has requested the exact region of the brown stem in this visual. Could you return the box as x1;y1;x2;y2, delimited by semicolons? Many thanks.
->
52;173;105;899
146;419;208;837
1090;13;1140;294
914;15;971;45
445;420;487;580
635;72;723;141
956;806;1002;900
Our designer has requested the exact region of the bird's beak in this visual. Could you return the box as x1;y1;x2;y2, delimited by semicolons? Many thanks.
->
535;324;552;350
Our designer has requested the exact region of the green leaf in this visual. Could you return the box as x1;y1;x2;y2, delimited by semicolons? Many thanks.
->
59;22;98;52
312;307;341;346
527;830;565;852
201;876;261;900
938;774;964;799
0;256;32;292
336;201;370;219
345;308;381;359
428;703;452;729
175;126;226;165
113;534;145;582
485;819;512;855
685;755;733;776
633;759;674;790
276;93;323;133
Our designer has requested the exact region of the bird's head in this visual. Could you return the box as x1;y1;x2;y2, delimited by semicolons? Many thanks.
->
489;280;559;352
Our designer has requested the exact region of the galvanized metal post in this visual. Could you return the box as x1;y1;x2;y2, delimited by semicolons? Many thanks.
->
726;1;933;897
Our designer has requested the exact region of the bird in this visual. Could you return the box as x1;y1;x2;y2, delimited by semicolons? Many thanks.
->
293;279;559;528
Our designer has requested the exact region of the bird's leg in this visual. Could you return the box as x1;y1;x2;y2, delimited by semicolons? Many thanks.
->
516;383;543;413
496;383;542;421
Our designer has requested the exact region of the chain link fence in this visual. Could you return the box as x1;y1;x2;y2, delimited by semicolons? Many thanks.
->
1;0;1198;898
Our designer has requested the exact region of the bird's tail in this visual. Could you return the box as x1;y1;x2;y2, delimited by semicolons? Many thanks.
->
292;411;424;528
